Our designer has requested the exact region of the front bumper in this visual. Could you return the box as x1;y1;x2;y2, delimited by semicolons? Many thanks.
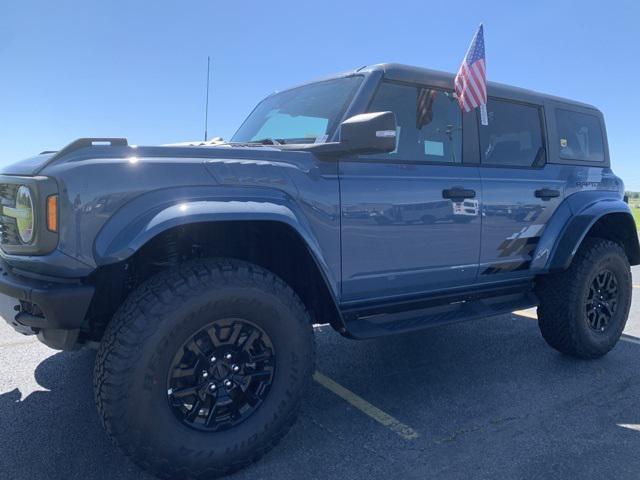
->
0;258;94;350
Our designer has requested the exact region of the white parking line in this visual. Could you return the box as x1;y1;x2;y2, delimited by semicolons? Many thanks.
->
313;371;419;440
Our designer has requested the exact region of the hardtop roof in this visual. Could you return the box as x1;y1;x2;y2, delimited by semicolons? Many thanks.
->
356;63;599;111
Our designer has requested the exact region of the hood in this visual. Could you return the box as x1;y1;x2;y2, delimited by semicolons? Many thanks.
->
0;138;308;179
1;153;56;176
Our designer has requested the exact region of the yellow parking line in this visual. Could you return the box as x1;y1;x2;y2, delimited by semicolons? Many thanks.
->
512;309;538;320
313;371;419;440
618;423;640;432
622;334;640;345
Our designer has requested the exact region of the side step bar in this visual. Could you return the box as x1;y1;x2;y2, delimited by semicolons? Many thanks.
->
341;282;538;339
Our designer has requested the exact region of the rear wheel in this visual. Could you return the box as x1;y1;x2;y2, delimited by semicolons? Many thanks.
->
536;238;632;358
94;258;315;479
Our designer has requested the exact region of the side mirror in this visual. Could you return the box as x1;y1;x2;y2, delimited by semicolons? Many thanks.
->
339;111;397;154
291;111;397;156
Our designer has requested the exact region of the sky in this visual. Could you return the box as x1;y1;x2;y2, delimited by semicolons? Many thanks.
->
1;0;639;189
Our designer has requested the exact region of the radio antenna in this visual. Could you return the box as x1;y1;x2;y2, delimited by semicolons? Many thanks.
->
204;56;211;141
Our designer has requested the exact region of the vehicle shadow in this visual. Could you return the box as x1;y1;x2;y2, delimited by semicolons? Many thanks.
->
2;314;640;480
303;314;640;480
0;348;155;479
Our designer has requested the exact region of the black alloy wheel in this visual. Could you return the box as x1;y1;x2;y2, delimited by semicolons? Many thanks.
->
167;318;275;431
585;269;619;332
94;258;315;479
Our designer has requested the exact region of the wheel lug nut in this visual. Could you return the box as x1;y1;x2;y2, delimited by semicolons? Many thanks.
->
201;371;209;379
225;353;232;360
232;365;240;373
224;380;232;388
210;356;217;363
209;384;217;392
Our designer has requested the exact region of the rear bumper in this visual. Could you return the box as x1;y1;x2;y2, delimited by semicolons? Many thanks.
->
0;258;94;350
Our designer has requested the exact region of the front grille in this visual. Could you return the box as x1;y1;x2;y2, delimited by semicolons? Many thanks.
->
0;183;20;246
0;215;19;245
0;183;18;206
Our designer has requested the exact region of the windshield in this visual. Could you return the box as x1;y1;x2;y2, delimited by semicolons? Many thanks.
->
232;76;363;144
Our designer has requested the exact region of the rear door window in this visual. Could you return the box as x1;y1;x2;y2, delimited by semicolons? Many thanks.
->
479;100;545;167
555;109;604;162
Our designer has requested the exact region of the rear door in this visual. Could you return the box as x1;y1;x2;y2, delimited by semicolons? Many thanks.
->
339;81;482;303
477;99;565;281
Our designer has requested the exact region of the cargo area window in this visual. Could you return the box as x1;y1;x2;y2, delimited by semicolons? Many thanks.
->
366;82;462;163
479;100;545;167
555;109;604;162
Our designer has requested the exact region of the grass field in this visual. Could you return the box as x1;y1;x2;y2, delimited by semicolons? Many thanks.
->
630;199;640;230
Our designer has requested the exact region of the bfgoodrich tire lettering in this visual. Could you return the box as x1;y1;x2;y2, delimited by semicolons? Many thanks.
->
536;238;632;359
93;258;315;479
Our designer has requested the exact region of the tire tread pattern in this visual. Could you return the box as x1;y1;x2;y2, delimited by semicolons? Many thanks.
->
94;258;314;479
536;238;631;359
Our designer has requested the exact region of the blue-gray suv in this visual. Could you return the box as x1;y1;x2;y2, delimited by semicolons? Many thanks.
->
1;63;638;478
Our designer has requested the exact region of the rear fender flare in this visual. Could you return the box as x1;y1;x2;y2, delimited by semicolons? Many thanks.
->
533;191;640;272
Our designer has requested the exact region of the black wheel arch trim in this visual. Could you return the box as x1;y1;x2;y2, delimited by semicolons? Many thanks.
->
92;185;346;333
534;191;640;272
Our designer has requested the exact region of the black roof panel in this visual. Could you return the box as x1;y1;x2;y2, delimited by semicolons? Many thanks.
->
358;63;598;111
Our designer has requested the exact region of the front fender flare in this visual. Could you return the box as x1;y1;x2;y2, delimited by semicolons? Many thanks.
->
93;186;339;298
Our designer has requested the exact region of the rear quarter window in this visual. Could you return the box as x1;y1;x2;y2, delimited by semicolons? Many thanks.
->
556;109;604;162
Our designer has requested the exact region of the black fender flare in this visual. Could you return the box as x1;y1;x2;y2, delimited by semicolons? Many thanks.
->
92;185;344;326
533;191;640;272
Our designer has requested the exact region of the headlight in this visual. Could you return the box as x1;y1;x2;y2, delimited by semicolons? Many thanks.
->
15;186;35;244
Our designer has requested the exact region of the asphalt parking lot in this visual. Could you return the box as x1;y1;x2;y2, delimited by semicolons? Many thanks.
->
1;267;639;480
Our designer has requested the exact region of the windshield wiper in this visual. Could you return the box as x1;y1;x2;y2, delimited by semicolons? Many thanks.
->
250;138;286;146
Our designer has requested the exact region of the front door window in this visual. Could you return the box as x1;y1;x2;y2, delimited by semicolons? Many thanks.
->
367;82;462;164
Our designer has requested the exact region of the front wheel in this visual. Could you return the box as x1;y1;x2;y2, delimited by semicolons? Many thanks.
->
94;258;315;479
536;238;632;359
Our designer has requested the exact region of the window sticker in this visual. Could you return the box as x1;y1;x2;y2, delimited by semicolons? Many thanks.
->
424;140;444;156
314;134;328;144
560;138;568;148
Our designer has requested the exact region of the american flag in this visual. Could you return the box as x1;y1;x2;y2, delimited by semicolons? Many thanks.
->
454;24;487;114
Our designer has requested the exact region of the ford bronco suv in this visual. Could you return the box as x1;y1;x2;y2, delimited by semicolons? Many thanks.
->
1;64;638;479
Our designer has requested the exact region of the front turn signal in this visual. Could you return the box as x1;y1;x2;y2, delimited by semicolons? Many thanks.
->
47;195;58;232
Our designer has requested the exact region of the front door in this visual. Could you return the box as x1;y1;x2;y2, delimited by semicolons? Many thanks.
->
339;81;482;303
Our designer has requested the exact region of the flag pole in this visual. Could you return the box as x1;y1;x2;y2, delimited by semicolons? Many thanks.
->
478;23;488;126
478;23;488;125
204;56;211;141
480;104;488;126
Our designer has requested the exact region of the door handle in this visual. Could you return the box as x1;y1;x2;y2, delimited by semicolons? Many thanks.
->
534;188;560;200
442;188;476;202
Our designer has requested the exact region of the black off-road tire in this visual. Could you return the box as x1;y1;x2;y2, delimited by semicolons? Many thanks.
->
536;237;632;359
93;258;315;479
